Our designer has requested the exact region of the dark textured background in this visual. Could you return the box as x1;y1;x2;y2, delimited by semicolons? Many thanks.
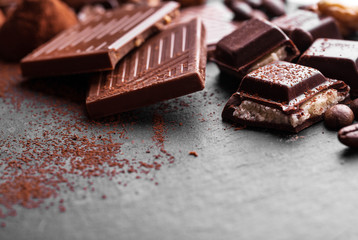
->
2;1;358;240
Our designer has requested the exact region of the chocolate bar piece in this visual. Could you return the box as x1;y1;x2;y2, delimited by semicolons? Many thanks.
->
222;61;350;132
171;2;239;57
298;38;358;97
20;2;179;78
164;0;207;8
62;0;119;10
86;18;206;118
272;10;342;52
213;18;299;80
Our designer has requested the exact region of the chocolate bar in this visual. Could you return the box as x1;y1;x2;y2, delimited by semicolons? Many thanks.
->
212;18;299;80
222;61;350;133
164;0;207;8
20;1;179;78
272;10;342;52
171;2;239;57
298;38;358;97
86;18;206;118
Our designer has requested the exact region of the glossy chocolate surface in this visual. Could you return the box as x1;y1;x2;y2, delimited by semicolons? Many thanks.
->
298;38;358;96
86;18;206;118
272;10;342;52
20;1;179;78
213;18;299;79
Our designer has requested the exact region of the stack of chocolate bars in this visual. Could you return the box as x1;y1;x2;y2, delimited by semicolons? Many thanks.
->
7;0;358;133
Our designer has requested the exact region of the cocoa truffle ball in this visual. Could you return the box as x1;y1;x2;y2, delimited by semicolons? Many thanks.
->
0;9;5;28
324;104;354;130
0;0;78;62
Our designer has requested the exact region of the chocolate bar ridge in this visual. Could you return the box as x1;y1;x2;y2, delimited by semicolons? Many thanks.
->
20;1;179;78
86;18;206;118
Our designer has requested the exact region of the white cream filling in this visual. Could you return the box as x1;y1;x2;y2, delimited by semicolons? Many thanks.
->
233;89;345;128
249;46;288;72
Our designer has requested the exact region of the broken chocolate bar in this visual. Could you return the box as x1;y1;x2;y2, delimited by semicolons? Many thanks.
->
86;18;206;118
213;18;299;80
222;61;350;133
20;1;179;78
298;38;358;97
272;10;342;52
171;2;239;57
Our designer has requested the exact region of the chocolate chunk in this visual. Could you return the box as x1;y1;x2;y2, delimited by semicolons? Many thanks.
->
272;10;342;52
324;104;354;130
20;2;179;78
63;0;119;10
261;0;285;17
213;18;299;80
230;1;254;20
338;123;358;148
86;18;206;118
298;38;358;97
171;2;239;57
0;0;78;62
222;61;350;133
165;0;207;8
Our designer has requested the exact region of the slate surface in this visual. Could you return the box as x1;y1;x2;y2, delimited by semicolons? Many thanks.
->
2;1;358;240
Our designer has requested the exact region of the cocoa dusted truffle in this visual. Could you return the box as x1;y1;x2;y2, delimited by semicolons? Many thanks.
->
0;9;5;28
0;0;78;62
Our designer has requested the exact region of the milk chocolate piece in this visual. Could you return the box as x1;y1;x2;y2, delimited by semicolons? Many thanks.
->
171;2;239;57
222;61;350;132
86;18;206;118
20;2;179;78
272;10;342;52
213;18;299;80
298;38;358;97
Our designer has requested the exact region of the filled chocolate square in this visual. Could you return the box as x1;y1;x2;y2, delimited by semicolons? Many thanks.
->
222;61;350;132
212;18;299;80
298;38;358;97
272;10;342;52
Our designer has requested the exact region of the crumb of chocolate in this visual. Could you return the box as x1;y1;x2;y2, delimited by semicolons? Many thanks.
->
189;151;198;157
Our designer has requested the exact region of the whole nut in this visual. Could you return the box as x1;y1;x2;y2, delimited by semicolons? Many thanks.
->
324;104;354;130
349;98;358;119
338;123;358;148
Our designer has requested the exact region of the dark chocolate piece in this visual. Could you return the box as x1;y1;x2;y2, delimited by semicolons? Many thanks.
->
227;0;268;21
63;0;119;10
213;18;299;80
86;18;206;118
298;38;358;97
222;61;350;133
20;2;179;78
272;10;342;52
261;0;285;17
164;0;207;8
171;2;239;57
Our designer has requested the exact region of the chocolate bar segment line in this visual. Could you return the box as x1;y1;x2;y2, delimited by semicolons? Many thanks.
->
20;1;179;78
86;18;206;118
